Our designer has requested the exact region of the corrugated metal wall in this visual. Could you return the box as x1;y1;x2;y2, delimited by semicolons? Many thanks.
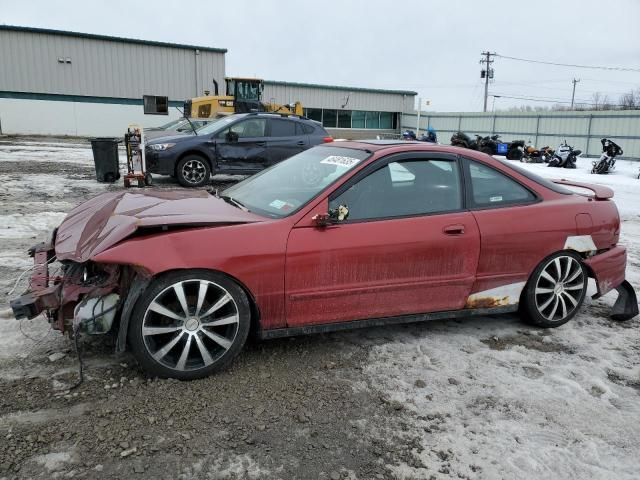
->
403;111;640;160
0;29;225;100
263;82;415;113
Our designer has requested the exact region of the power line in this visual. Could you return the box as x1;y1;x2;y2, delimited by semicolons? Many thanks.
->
491;93;632;107
495;54;640;72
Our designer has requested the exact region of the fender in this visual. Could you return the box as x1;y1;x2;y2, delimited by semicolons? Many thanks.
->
115;274;151;353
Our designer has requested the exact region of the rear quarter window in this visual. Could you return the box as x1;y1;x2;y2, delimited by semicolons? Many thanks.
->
464;159;536;208
298;122;316;135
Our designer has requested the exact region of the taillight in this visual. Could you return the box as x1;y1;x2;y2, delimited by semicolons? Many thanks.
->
323;136;333;143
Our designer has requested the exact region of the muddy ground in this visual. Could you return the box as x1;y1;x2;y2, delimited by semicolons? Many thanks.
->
0;137;638;480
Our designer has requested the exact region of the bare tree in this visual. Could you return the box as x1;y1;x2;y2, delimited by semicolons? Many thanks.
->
591;92;603;110
619;89;640;110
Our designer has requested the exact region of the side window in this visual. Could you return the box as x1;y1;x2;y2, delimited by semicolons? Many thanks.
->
296;123;315;135
220;118;266;138
269;119;297;137
330;159;462;221
465;159;535;207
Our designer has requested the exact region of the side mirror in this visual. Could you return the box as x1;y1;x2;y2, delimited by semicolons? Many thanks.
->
226;131;239;142
312;213;332;227
312;205;349;227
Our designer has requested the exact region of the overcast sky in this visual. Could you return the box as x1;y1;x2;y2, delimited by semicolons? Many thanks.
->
1;0;639;111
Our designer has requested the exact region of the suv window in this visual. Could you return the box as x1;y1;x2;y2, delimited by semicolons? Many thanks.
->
464;159;535;207
330;159;462;221
217;118;266;139
269;119;297;137
297;123;315;135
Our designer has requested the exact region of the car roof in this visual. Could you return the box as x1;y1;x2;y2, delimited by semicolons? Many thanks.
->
227;112;318;123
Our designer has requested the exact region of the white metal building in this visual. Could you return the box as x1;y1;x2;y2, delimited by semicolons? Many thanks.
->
0;25;416;137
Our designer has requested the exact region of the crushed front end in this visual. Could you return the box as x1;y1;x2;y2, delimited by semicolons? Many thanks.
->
10;237;125;336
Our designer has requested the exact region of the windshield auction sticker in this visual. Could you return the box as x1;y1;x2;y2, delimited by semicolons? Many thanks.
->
320;156;361;168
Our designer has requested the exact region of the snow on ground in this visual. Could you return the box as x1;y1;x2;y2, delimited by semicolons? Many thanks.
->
363;154;640;479
0;142;94;166
0;173;108;199
0;212;67;240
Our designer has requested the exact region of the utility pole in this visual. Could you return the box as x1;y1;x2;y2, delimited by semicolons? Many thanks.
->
570;78;580;109
480;51;496;112
416;97;421;137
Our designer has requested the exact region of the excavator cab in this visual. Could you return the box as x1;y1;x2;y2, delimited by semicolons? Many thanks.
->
226;78;264;113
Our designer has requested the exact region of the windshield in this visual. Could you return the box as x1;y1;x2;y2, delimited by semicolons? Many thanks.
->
158;118;186;130
195;116;235;135
222;146;371;218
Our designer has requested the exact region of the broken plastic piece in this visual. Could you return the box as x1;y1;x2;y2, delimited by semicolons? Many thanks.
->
610;280;639;321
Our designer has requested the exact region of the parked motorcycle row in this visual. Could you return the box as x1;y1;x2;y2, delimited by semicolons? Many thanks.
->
450;132;524;160
450;131;630;176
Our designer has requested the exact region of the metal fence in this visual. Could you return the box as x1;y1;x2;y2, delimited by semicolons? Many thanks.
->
401;110;640;160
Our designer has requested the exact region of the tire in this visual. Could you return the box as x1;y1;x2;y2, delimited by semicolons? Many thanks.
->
176;155;211;187
592;160;609;175
144;172;153;186
128;270;251;379
521;251;588;328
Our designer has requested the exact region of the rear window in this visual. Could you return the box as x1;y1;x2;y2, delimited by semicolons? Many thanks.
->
504;162;573;195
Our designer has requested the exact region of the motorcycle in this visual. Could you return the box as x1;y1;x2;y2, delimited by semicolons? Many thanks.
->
505;139;525;160
521;144;554;163
548;140;580;169
477;134;501;155
450;131;481;150
419;127;438;143
591;138;623;174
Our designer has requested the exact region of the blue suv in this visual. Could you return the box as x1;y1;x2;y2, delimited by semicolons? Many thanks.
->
145;113;333;187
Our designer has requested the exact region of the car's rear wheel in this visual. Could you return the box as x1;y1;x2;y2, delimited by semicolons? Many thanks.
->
176;155;211;187
521;252;587;327
129;270;251;379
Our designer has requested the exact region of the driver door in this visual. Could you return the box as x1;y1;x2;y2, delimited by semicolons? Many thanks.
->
284;153;481;327
214;118;268;172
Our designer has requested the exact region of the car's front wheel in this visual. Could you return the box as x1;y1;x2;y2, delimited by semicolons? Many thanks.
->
128;270;251;379
521;251;587;327
176;155;211;187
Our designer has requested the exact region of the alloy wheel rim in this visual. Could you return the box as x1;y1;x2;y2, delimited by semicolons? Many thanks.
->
182;160;206;184
142;280;239;371
534;256;585;322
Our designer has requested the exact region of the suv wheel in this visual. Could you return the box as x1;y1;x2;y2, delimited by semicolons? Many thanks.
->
176;155;211;187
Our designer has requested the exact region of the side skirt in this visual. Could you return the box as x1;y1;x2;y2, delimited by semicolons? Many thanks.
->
258;304;519;340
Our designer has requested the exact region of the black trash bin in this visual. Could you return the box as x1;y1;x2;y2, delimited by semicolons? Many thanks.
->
89;137;121;183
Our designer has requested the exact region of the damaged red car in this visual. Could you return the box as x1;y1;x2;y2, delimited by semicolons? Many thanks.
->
11;141;638;379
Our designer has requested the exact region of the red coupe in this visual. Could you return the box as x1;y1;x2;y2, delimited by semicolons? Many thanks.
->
12;141;638;379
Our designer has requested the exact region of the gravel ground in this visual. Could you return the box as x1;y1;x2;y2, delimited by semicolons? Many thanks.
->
0;137;638;480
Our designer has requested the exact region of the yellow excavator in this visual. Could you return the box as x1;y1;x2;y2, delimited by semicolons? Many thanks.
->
184;77;303;119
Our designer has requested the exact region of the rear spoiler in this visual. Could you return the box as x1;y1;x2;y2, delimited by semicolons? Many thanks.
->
553;179;614;200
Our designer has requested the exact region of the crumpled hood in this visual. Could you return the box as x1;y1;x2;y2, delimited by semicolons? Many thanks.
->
55;190;264;262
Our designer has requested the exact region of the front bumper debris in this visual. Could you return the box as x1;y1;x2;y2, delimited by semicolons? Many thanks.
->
584;246;638;321
10;241;122;334
611;280;639;321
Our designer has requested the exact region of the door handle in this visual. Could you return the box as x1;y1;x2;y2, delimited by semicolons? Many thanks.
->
443;224;465;235
256;142;267;147
296;141;305;146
